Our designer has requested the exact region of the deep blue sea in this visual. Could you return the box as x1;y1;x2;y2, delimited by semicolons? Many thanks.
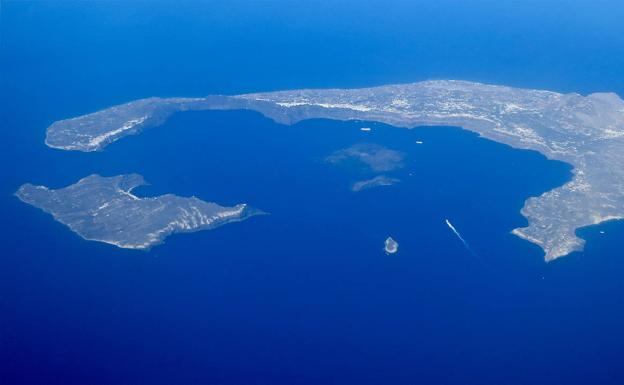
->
2;1;624;384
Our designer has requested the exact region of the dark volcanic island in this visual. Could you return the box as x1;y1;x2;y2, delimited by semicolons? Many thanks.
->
35;80;624;261
16;174;263;249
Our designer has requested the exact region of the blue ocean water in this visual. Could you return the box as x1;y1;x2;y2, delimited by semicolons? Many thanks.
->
2;1;624;384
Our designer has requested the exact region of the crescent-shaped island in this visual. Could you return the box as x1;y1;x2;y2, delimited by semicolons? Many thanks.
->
35;80;624;261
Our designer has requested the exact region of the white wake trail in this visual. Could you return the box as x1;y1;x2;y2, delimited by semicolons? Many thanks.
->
445;219;479;257
445;219;498;272
445;219;467;244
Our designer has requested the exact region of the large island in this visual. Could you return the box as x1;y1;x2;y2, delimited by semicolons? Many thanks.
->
42;80;624;261
16;174;263;249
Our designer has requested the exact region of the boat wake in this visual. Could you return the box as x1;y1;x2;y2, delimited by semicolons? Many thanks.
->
445;219;483;262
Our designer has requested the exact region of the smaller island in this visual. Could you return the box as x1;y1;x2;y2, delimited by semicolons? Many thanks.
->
352;175;400;192
384;237;399;254
15;174;264;250
326;143;405;172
